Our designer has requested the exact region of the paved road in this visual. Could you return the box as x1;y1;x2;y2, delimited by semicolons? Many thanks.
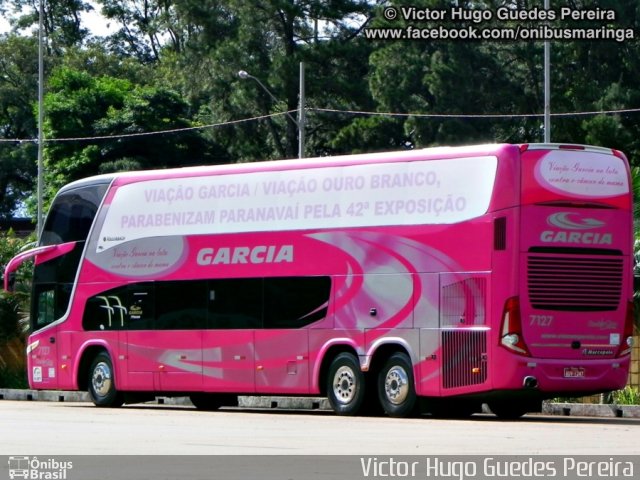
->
1;400;638;455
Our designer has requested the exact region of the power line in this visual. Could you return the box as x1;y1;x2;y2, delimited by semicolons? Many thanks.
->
1;106;640;145
0;111;292;144
312;107;640;119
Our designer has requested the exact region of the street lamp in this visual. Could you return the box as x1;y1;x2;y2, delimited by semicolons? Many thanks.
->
238;63;305;159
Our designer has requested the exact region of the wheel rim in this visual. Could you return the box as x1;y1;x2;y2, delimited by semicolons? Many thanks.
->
91;361;112;398
333;365;358;405
384;366;409;405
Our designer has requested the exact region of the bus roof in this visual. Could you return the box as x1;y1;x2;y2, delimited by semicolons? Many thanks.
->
59;142;621;192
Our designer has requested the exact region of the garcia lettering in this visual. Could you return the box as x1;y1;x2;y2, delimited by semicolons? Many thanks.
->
196;245;294;265
540;231;612;245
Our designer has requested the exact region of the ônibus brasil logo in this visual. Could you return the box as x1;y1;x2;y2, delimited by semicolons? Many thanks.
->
7;457;73;480
541;212;611;245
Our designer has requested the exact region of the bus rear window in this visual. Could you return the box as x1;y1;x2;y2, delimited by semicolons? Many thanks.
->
41;184;108;246
521;148;630;209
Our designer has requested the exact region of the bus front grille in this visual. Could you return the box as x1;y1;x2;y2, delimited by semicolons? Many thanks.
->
527;255;623;311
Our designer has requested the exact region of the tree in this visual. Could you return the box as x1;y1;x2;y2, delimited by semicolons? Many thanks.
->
0;35;39;220
0;0;92;52
42;65;228;198
147;0;375;160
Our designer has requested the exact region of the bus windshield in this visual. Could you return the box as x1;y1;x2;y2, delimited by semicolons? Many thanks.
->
31;182;109;329
41;184;109;246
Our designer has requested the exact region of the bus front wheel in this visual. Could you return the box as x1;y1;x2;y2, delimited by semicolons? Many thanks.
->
88;352;123;408
326;352;366;416
377;352;418;418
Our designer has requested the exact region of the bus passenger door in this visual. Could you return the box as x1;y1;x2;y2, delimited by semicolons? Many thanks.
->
202;278;261;394
123;282;205;392
28;284;60;389
27;327;58;390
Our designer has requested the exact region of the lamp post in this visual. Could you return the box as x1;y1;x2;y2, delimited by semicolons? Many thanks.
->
238;62;305;159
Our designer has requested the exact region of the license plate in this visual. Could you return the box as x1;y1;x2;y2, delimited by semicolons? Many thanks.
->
564;367;585;378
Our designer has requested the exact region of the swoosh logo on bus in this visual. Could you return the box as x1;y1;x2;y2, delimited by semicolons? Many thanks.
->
547;212;605;230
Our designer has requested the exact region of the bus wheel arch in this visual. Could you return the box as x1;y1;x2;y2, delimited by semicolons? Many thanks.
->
82;349;124;408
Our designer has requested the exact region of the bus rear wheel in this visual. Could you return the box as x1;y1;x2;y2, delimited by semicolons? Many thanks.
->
377;352;418;418
326;352;366;416
88;352;123;408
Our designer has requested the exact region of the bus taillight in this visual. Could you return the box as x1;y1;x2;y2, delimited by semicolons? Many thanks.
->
618;300;635;357
500;297;531;356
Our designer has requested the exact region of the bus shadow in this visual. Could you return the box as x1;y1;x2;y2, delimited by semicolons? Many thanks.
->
70;402;640;425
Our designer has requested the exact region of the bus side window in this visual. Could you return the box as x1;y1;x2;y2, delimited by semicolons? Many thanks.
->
32;283;72;328
35;287;56;328
155;280;207;330
83;293;127;331
263;276;331;329
207;278;263;329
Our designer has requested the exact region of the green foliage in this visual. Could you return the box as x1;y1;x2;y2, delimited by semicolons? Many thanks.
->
0;289;25;341
41;65;228;205
0;230;31;388
611;387;640;405
0;35;39;220
0;229;30;269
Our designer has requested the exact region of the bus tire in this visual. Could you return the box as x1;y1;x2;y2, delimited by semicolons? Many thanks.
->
326;352;366;416
377;352;417;418
88;352;123;408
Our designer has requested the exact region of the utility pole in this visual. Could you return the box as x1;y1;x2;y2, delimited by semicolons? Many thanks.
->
544;0;551;143
37;0;44;237
298;62;305;159
238;61;306;159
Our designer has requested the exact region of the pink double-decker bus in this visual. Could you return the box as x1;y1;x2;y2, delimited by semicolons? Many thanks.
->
4;143;634;418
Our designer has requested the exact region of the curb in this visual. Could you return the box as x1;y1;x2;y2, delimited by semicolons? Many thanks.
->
541;402;640;418
0;388;332;411
1;389;639;417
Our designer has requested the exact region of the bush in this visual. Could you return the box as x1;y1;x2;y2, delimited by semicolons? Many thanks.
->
612;387;640;405
0;230;32;388
0;291;29;388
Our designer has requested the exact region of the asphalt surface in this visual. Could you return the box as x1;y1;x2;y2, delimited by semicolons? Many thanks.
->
1;388;639;418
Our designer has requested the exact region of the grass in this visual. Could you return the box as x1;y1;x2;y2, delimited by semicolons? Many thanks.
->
611;386;640;405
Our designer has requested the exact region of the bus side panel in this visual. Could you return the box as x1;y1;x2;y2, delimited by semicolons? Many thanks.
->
202;330;255;394
255;330;310;394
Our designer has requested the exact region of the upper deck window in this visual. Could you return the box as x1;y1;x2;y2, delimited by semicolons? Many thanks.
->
41;184;108;246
